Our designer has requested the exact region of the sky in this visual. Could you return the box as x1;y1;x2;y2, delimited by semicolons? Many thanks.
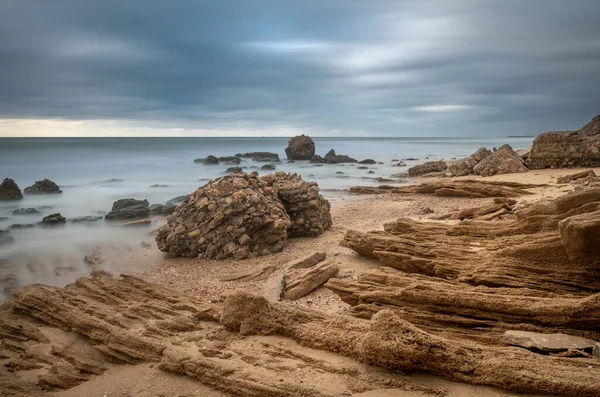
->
0;0;599;137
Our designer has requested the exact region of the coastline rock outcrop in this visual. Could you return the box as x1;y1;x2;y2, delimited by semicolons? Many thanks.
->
262;172;332;237
527;114;600;169
324;149;357;164
23;179;62;194
407;160;447;177
285;135;315;160
449;147;492;176
0;178;22;200
310;155;324;163
105;198;150;220
473;144;527;176
156;173;291;259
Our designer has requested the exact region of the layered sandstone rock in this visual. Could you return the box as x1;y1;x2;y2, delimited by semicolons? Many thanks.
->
527;114;600;169
449;147;492;176
0;178;22;200
407;160;447;177
473;144;527;176
262;172;332;237
285;135;315;160
23;179;62;194
156;173;291;259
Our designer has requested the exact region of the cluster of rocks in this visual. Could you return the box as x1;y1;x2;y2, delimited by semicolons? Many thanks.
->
527;114;600;169
155;172;331;260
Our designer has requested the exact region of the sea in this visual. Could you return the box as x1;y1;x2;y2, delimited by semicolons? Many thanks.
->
0;136;533;299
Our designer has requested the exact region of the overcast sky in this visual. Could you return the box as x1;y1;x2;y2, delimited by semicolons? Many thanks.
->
0;0;599;137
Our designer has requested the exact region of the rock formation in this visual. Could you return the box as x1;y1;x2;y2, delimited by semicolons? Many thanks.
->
155;173;291;259
202;155;219;164
149;204;177;216
0;178;22;200
407;160;447;177
310;154;324;163
527;114;600;169
104;198;150;220
42;213;66;225
235;152;280;162
23;179;62;194
261;164;276;170
261;172;332;237
285;135;315;160
358;159;377;164
473;144;528;176
323;149;357;164
448;147;492;176
12;208;40;215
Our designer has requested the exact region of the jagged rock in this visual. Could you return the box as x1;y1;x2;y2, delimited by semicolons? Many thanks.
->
448;147;492;176
71;216;103;223
12;208;40;215
358;159;377;164
557;170;597;184
155;174;290;259
473;144;528;176
0;230;14;246
236;152;280;162
310;155;324;163
285;135;315;160
149;204;177;216
166;195;187;205
407;161;447;177
0;178;22;200
225;166;244;173
285;252;327;269
503;330;596;353
104;198;150;220
261;172;332;237
527;114;600;169
261;164;276;170
23;179;62;195
284;261;338;300
323;149;357;164
42;213;66;225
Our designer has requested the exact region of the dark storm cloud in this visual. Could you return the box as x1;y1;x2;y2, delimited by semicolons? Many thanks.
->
0;0;599;136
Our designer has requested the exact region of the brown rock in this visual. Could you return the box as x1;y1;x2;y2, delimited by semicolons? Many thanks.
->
473;144;528;176
0;178;22;200
558;210;600;265
285;135;315;160
284;261;338;300
557;169;597;184
527;114;600;169
407;160;447;177
448;147;492;176
503;330;596;353
285;252;327;269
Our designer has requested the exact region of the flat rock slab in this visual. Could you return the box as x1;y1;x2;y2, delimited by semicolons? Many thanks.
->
284;261;338;300
503;330;597;353
285;252;326;269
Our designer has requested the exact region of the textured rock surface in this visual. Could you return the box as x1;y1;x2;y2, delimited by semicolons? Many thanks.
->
473;144;528;176
323;149;357;164
285;252;327;269
0;178;22;200
285;135;315;160
149;204;177;216
42;213;66;225
527;114;600;169
105;198;150;220
557;170;596;183
503;330;596;353
407;160;447;177
156;173;291;259
23;179;62;194
449;147;492;176
262;172;332;237
284;261;338;300
558;210;600;265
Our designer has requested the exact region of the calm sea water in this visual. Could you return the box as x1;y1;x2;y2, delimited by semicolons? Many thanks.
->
0;136;533;298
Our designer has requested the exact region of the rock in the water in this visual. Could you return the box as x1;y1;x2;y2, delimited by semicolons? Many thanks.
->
149;184;168;188
12;208;40;215
473;144;528;176
9;223;36;229
558;210;600;265
527;114;600;169
310;155;324;163
166;195;187;205
408;161;447;177
23;179;62;195
358;159;377;164
218;156;242;164
42;213;66;225
503;330;596;353
149;204;177;216
236;152;280;162
105;198;150;220
155;174;291;259
261;164;276;170
0;230;14;246
202;155;219;165
71;216;103;223
261;172;332;237
0;178;23;200
449;147;492;176
285;135;315;160
324;149;357;164
226;167;244;173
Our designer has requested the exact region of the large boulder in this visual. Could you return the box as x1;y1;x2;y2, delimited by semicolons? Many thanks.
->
449;147;492;176
473;144;527;176
558;210;600;265
23;179;62;194
105;198;150;220
0;178;22;200
323;149;357;164
408;160;447;177
527;114;600;169
285;135;315;160
155;174;291;259
261;172;332;237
